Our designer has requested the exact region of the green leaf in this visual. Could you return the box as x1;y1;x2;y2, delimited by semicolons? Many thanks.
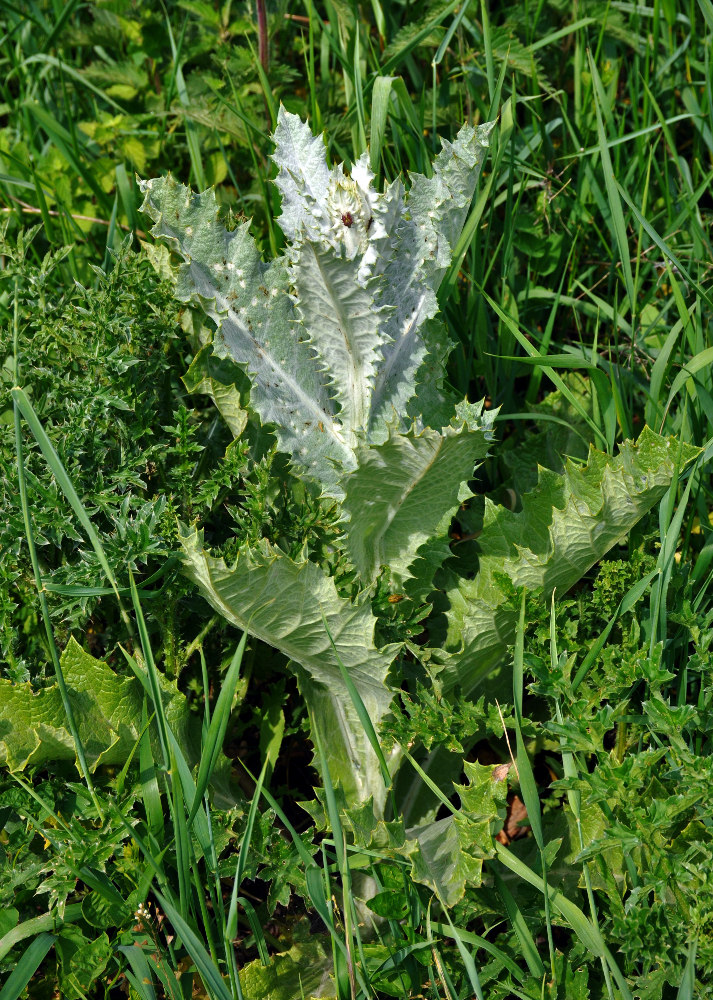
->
366;889;410;920
239;936;336;1000
399;760;507;907
342;401;495;587
81;890;131;931
179;528;399;808
406;816;481;907
0;909;18;940
0;906;82;963
182;344;249;439
0;638;196;773
408;120;496;289
438;428;701;695
56;926;111;1000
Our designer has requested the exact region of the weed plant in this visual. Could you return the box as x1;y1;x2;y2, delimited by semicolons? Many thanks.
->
1;1;713;998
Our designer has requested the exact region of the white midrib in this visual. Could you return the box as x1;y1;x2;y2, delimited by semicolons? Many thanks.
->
310;245;370;437
370;433;441;576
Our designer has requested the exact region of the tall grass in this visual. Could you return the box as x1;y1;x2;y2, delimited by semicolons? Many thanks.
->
2;0;713;996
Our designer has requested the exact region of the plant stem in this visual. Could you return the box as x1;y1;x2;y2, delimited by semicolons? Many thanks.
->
256;0;269;72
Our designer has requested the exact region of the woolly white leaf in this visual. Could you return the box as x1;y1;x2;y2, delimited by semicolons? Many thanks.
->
291;240;386;442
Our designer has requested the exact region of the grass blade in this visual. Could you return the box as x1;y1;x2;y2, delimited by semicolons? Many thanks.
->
512;592;555;981
189;632;248;826
0;907;81;964
676;935;698;1000
370;75;395;174
12;309;102;818
495;843;633;1000
11;387;123;601
492;868;544;980
226;756;269;941
439;908;484;1000
0;934;55;1000
155;893;233;1000
117;945;158;1000
587;50;637;316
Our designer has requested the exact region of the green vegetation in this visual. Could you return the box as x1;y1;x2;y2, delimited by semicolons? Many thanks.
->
1;1;712;998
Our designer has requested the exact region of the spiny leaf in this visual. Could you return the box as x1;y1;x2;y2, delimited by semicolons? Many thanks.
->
239;934;335;1000
139;175;351;492
342;400;496;587
179;528;399;808
0;638;194;773
437;428;701;696
271;108;332;245
404;761;508;906
141;109;495;494
369;123;495;434
182;344;249;439
291;240;386;438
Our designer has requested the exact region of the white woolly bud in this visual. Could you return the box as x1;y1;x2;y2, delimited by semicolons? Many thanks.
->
326;171;372;258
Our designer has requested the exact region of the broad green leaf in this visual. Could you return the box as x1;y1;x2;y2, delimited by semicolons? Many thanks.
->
182;344;249;439
408;120;496;287
239;936;335;1000
81;890;131;931
437;428;701;695
403;760;507;906
342;400;496;586
406;815;482;908
179;528;399;808
0;909;18;941
0;638;195;774
56;926;111;1000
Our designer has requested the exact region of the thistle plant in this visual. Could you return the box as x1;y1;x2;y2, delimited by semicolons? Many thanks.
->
140;109;698;904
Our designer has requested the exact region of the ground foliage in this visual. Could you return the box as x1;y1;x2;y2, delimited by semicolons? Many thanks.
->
1;0;713;998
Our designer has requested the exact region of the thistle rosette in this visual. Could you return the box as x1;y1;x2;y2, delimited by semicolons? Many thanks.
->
140;107;496;506
140;112;701;909
139;108;498;818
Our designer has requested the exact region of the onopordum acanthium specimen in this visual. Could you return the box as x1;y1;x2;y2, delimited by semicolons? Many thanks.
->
141;109;699;905
142;107;496;501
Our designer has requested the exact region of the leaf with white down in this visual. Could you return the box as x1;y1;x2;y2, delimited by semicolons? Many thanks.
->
139;176;353;492
342;400;497;587
436;428;701;697
291;240;386;441
368;122;495;435
142;114;497;495
271;107;332;245
179;528;400;808
272;107;403;273
408;120;497;287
